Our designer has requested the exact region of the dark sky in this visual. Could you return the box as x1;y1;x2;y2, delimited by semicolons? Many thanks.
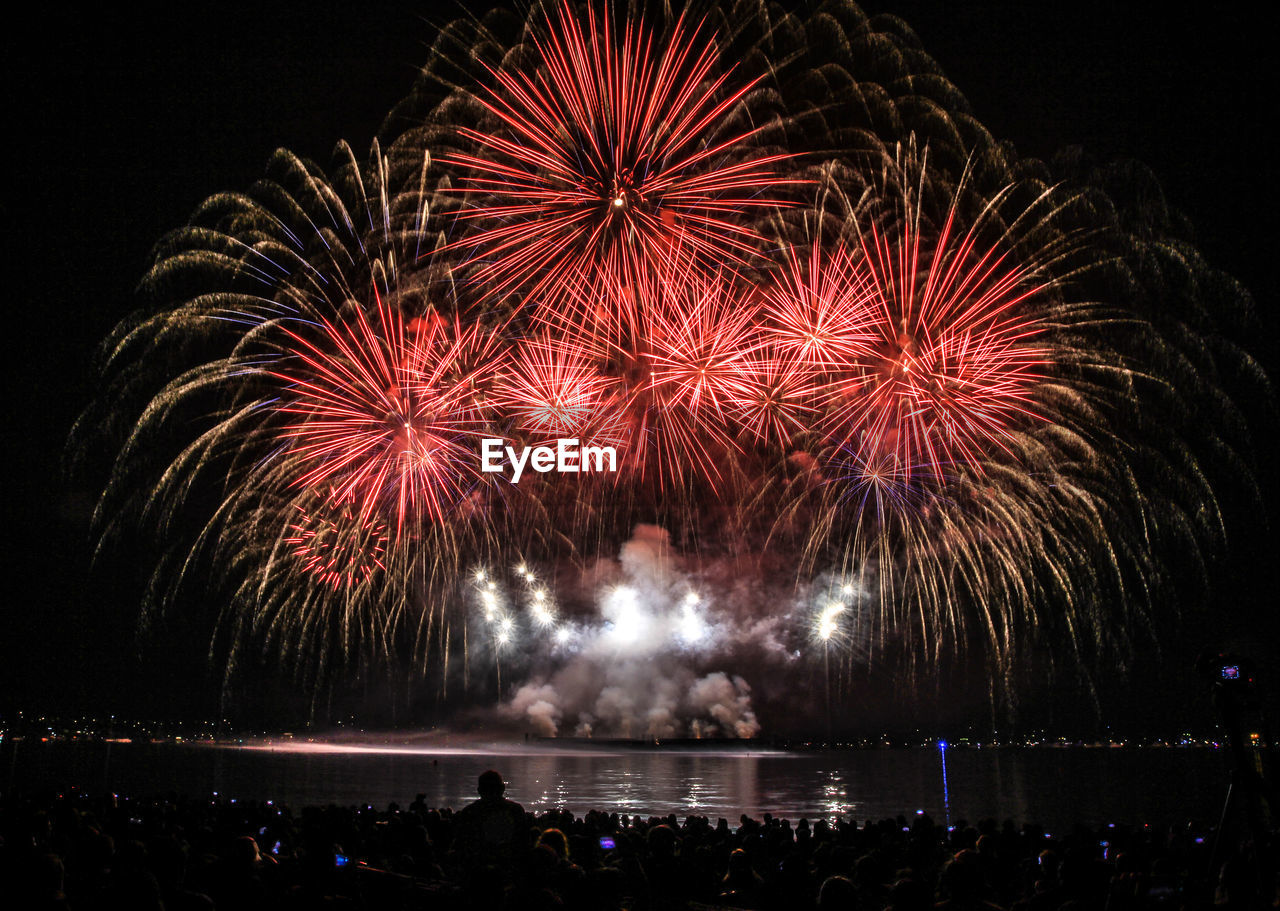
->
7;2;1276;727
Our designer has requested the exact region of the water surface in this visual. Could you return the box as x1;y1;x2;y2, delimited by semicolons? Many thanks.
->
5;739;1224;831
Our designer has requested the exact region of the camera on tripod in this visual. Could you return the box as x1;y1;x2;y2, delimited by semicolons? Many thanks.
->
1196;647;1274;902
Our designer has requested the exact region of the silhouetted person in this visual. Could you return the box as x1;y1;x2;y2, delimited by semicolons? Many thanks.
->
26;853;70;910
151;837;214;911
104;839;164;911
215;834;269;910
453;769;530;892
817;873;858;909
936;849;1004;910
887;877;932;911
719;846;765;908
1011;850;1060;911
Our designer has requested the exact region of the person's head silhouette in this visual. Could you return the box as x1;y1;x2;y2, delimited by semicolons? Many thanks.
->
477;769;505;798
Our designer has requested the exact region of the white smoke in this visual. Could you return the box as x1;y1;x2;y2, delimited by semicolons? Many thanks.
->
687;672;761;738
504;682;562;736
507;664;762;739
498;524;798;738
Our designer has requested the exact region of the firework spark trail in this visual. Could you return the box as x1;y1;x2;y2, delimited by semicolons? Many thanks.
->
493;334;614;442
80;142;523;705
274;294;499;530
285;495;389;590
590;263;769;487
821;193;1049;483
763;240;877;370
721;344;816;448
445;0;796;305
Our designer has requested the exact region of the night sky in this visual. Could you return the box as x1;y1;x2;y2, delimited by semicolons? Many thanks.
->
7;2;1277;729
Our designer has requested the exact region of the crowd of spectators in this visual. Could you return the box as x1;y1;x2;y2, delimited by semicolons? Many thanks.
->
1;771;1270;909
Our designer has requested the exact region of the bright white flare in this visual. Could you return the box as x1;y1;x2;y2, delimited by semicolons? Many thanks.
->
818;602;846;641
531;599;555;625
679;597;706;644
604;585;649;645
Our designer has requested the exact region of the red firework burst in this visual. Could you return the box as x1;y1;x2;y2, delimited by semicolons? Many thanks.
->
820;207;1047;480
763;240;876;369
411;310;508;425
285;495;389;589
447;0;794;304
722;345;817;447
597;267;766;486
275;294;500;529
493;334;614;443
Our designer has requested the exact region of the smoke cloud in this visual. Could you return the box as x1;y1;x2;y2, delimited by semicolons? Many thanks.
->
496;525;811;738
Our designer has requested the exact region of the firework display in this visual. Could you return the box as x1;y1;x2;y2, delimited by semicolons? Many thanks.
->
85;0;1263;726
443;0;794;303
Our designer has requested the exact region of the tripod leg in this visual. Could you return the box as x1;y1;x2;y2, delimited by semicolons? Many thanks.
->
1209;777;1236;878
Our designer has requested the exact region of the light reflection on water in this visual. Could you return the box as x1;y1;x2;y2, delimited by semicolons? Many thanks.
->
6;740;1225;831
819;768;850;818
